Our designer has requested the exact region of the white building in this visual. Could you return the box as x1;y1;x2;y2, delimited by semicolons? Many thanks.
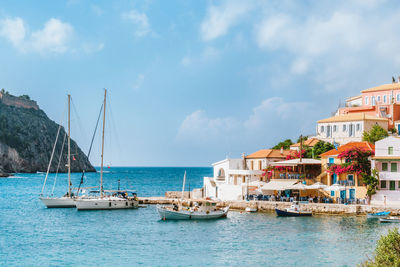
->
316;113;388;145
203;158;263;201
203;149;294;200
371;136;400;206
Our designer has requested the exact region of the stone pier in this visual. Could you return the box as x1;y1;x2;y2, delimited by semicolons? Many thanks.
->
139;197;400;216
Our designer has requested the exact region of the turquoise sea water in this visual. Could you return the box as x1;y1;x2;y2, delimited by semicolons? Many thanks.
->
0;167;397;266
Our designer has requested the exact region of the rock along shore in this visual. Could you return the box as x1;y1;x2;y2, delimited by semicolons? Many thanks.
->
138;197;400;216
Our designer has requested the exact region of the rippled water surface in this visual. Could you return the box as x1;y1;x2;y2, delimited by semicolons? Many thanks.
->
0;167;396;266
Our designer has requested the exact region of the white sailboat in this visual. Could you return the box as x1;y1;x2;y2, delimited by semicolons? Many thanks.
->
75;89;139;210
157;171;229;220
39;94;75;208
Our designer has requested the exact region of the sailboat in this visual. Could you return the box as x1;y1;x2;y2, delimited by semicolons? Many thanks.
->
39;94;75;208
75;89;139;210
156;171;229;220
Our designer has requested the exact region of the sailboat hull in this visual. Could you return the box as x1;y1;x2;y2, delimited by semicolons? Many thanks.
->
39;197;75;208
75;197;139;210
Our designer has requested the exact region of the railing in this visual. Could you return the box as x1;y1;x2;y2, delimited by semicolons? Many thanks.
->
338;180;355;186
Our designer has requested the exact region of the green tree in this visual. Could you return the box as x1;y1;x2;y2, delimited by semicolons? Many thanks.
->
272;139;293;150
362;228;400;266
363;124;389;144
296;135;308;144
362;168;379;204
312;140;335;158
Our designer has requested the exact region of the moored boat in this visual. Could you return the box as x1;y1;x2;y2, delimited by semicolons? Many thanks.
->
379;216;400;223
75;190;139;210
39;195;76;208
245;207;257;212
366;211;390;219
157;201;229;220
275;202;312;217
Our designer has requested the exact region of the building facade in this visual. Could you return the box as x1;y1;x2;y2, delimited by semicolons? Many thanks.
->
319;141;374;202
371;136;400;205
316;113;388;144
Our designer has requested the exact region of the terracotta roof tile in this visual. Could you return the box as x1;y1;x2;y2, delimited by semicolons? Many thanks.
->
318;113;388;123
320;141;375;157
246;149;293;159
361;83;400;93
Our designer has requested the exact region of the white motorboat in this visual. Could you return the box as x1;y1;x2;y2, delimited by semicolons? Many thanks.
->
245;207;257;212
157;201;229;220
275;202;312;217
379;216;400;223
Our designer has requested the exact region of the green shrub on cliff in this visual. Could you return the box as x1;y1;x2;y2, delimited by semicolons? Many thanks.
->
362;228;400;266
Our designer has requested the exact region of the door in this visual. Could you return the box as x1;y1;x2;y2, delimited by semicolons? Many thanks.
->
340;190;346;201
349;189;355;200
332;174;337;184
348;175;354;186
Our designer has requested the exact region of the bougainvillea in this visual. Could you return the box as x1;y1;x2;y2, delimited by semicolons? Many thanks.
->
327;147;374;176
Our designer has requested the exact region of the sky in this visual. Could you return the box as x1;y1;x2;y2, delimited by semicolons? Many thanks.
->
1;0;400;166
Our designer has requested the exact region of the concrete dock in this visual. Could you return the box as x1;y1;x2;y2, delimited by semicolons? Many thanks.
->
138;197;400;215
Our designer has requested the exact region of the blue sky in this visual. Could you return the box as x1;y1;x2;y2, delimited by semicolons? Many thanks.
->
1;0;399;166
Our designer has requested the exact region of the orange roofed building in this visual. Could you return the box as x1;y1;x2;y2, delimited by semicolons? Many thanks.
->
319;141;375;202
290;138;320;151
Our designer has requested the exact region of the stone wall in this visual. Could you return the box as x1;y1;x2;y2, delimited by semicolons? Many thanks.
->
0;93;39;110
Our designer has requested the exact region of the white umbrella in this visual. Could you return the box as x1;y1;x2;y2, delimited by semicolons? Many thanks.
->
308;182;327;189
288;183;311;190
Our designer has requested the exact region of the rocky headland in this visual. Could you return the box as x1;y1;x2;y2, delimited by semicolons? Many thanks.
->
0;90;95;177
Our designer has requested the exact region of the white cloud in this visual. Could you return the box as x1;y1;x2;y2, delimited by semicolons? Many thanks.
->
177;110;239;144
177;97;317;150
122;9;151;37
30;18;73;53
0;17;26;48
181;46;220;66
0;16;103;55
200;0;254;41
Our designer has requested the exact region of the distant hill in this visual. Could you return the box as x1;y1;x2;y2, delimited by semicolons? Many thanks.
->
0;90;95;176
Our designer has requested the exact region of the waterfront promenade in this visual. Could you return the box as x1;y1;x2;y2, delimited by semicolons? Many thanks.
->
139;196;400;215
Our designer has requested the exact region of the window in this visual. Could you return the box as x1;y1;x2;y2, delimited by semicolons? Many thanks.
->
343;124;347;132
330;191;335;197
397;94;400;102
382;162;388;171
365;96;369;105
390;181;396;190
356;124;360;131
381;180;387;189
320;125;324;133
388;147;394;155
372;96;376;105
333;125;337;132
384;95;387;103
391;163;397;172
398;181;400;188
377;95;381;102
349;124;354;137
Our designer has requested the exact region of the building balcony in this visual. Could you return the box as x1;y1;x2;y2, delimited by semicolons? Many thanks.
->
338;180;355;186
378;171;400;181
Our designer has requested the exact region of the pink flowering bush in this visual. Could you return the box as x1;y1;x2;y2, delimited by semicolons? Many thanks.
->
327;147;374;176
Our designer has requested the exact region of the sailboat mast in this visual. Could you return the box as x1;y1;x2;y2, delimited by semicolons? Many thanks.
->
181;171;186;201
100;89;107;198
68;94;71;197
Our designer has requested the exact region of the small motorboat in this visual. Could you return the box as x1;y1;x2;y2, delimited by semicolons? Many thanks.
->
366;211;391;219
157;200;229;220
379;216;400;223
275;202;312;217
245;207;257;212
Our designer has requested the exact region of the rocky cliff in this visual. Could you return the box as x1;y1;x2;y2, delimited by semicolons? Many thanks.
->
0;92;95;176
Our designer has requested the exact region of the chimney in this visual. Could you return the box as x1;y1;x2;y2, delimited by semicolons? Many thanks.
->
242;152;247;170
393;76;396;83
398;76;400;83
280;146;284;155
